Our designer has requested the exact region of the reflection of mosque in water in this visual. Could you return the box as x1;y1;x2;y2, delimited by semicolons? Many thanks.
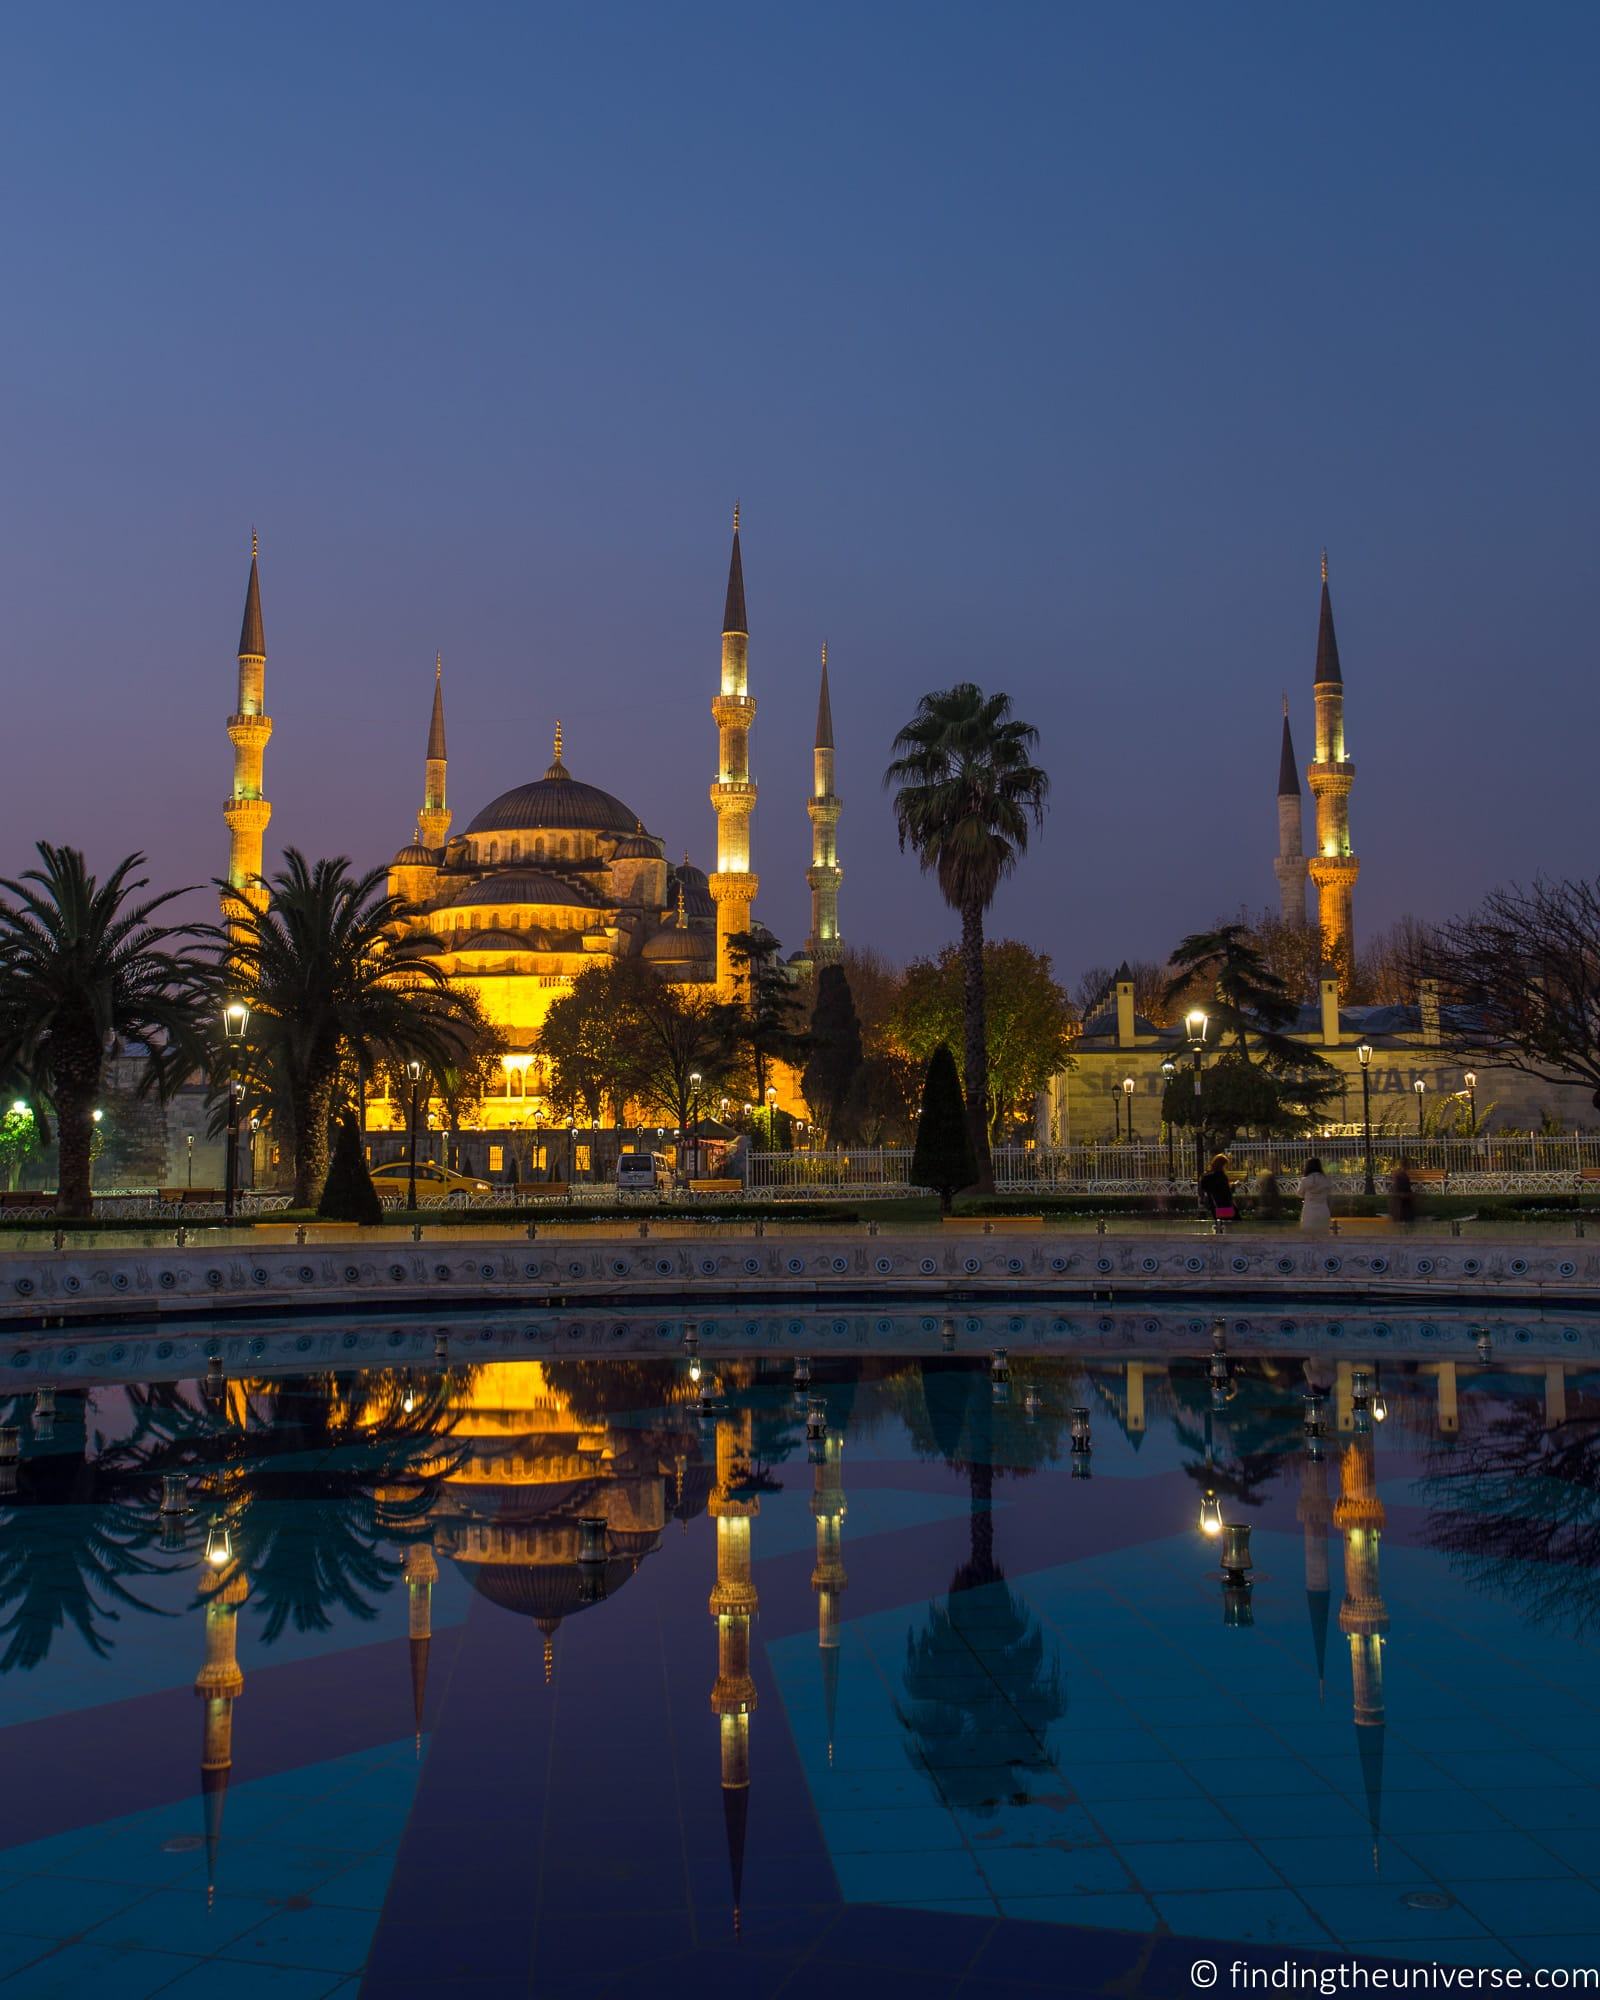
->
185;1358;848;1933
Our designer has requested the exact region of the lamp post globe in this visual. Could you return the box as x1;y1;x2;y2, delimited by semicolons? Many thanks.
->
1464;1070;1478;1138
1414;1076;1426;1141
1160;1058;1177;1179
1122;1075;1136;1146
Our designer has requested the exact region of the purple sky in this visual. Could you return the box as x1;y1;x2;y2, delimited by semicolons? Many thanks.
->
1;2;1595;982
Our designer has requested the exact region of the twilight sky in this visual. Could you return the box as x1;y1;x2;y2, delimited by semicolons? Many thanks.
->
1;1;1595;984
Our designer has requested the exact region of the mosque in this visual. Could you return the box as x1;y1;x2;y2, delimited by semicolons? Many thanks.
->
223;514;844;1056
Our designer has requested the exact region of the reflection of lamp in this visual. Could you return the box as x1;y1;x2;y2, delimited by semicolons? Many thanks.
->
205;1520;232;1570
1199;1490;1223;1536
1070;1405;1092;1479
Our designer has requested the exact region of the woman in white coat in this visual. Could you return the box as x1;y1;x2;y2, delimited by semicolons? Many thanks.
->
1298;1156;1334;1233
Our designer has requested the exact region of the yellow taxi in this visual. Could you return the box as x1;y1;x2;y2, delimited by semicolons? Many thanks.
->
368;1159;493;1204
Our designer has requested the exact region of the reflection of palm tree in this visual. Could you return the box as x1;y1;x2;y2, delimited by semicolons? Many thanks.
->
1421;1399;1600;1636
895;1362;1065;1815
1172;1362;1303;1515
0;1439;176;1670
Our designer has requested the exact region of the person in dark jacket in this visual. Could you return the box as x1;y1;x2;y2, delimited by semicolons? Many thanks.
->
1389;1159;1415;1225
1199;1152;1235;1221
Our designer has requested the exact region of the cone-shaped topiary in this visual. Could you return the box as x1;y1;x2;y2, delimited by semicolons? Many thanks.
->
912;1043;977;1214
318;1110;383;1224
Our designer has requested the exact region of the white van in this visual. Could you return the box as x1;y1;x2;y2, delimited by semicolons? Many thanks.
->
616;1151;674;1193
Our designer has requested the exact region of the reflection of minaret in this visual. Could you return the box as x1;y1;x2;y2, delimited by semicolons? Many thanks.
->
1298;1368;1334;1699
1334;1422;1388;1868
709;1410;759;1935
195;1566;249;1905
810;1419;848;1762
405;1540;438;1750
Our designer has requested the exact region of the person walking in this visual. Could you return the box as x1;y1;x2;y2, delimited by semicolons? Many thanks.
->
1298;1156;1334;1233
1388;1159;1415;1226
1199;1152;1236;1223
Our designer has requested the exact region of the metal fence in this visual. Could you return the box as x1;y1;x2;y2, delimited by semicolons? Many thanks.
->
745;1137;1600;1198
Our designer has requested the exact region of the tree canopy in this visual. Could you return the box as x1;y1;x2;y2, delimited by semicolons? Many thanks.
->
890;940;1073;1141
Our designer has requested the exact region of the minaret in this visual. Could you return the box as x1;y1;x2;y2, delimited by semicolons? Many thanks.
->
1298;1371;1334;1699
806;644;843;963
418;655;451;852
195;1564;249;1906
709;1409;759;1935
810;1415;848;1763
222;534;273;931
1274;697;1308;924
404;1540;438;1751
709;508;758;997
1334;1415;1388;1867
1305;552;1359;952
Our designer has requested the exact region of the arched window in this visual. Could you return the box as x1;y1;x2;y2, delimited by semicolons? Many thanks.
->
510;838;521;862
559;836;571;860
534;836;545;860
489;840;499;863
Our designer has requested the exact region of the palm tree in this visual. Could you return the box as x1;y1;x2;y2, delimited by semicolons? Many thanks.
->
885;686;1048;1191
214;851;483;1206
0;845;207;1218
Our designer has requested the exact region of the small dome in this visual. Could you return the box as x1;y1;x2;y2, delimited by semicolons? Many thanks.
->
672;864;715;920
442;870;603;912
392;842;436;867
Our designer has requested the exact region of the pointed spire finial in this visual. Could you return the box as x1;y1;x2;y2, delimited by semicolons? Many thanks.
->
733;500;740;533
677;875;687;927
1321;547;1329;584
821;639;827;668
435;651;442;681
238;534;265;657
1283;690;1289;719
251;527;258;561
554;719;563;763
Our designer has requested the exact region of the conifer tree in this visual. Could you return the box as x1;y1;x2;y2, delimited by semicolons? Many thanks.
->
803;964;864;1143
912;1043;976;1213
318;1110;383;1223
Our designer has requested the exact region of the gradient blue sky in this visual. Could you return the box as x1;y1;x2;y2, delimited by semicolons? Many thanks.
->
2;1;1594;981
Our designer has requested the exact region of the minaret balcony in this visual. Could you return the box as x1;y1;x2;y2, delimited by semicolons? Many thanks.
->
710;781;757;811
712;693;756;728
227;713;273;742
223;796;272;829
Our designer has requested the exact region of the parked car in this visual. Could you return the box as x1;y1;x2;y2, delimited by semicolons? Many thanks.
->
369;1160;493;1204
616;1151;674;1193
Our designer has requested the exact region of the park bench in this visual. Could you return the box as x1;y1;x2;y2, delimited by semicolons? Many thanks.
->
689;1178;742;1195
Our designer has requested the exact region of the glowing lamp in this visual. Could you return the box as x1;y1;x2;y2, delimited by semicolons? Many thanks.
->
222;999;251;1044
204;1521;232;1570
1199;1490;1223;1536
1357;1044;1373;1069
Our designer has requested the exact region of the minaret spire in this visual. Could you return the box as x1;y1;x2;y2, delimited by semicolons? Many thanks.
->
810;1406;848;1763
222;536;273;935
1306;551;1359;951
418;656;451;851
806;640;843;962
710;511;758;995
1274;702;1307;923
195;1563;249;1908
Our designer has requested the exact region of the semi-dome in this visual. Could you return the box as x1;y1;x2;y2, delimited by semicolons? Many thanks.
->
442;870;603;911
641;923;714;962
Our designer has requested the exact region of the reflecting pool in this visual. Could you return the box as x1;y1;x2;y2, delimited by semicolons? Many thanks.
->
4;1306;1600;1996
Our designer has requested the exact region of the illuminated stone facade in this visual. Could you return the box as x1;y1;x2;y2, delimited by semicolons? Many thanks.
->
221;536;272;935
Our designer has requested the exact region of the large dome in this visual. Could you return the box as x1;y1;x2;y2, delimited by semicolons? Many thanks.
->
466;773;641;838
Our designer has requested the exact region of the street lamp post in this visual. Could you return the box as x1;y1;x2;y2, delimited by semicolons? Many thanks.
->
689;1070;703;1181
765;1083;778;1148
1464;1070;1478;1140
1161;1058;1177;1180
1110;1084;1121;1143
406;1061;423;1212
1185;1009;1209;1201
1122;1075;1136;1146
221;1000;250;1222
1414;1076;1426;1142
186;1133;194;1189
1357;1043;1375;1197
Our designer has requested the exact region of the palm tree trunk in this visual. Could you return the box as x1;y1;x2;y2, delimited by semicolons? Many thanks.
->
960;903;994;1194
292;1074;335;1209
53;1085;97;1221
